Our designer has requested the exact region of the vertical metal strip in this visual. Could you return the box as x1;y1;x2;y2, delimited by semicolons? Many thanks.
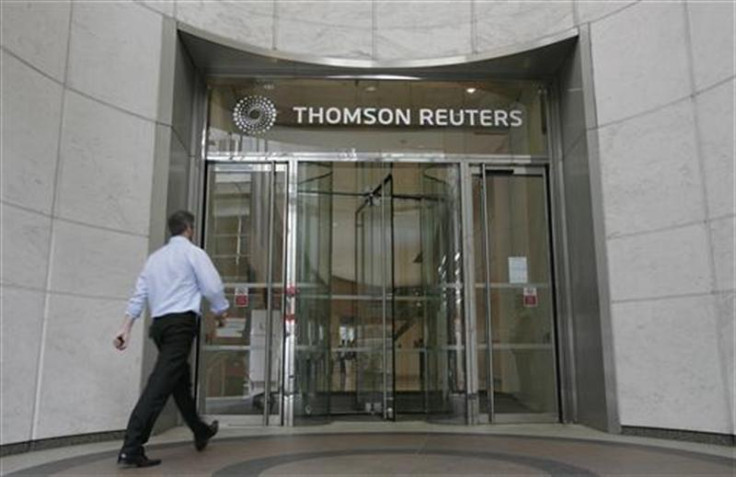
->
277;164;288;425
460;162;479;424
540;166;563;420
544;82;578;423
390;176;396;420
381;178;388;419
194;89;213;413
283;159;299;426
480;165;495;420
263;161;276;425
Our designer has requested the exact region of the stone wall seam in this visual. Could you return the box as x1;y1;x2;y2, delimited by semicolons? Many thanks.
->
371;0;377;59
684;0;735;436
561;130;586;158
0;282;48;295
606;218;718;242
0;200;54;221
378;21;474;32
693;74;736;97
470;0;477;53
708;213;736;223
0;284;130;304
46;290;130;304
0;46;63;89
611;289;723;306
171;124;192;158
46;215;151;240
272;0;279;51
65;85;162;127
592;75;734;133
0;199;152;240
581;0;642;27
28;0;75;442
595;93;693;131
133;0;169;18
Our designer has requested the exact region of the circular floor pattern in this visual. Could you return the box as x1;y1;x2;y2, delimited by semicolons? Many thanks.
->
6;433;734;476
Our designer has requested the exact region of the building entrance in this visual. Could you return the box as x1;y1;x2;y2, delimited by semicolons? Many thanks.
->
293;162;465;423
198;158;558;425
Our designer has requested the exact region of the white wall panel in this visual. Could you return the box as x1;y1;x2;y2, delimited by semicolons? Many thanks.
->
0;287;46;445
575;1;635;25
687;1;735;92
56;92;155;236
607;224;712;301
376;1;470;29
276;20;372;59
176;1;273;51
591;2;691;125
475;1;574;53
612;295;731;434
279;0;371;28
1;52;64;214
34;293;144;439
695;79;736;220
67;1;163;120
598;100;704;237
710;217;735;292
375;23;472;61
48;220;148;299
0;1;71;82
137;0;174;17
0;204;52;290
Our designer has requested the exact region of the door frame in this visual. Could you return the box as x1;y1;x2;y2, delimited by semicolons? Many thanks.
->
197;160;288;427
200;153;562;427
470;164;560;424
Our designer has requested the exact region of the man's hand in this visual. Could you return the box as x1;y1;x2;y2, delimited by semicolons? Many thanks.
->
215;311;229;328
113;329;130;350
114;316;135;351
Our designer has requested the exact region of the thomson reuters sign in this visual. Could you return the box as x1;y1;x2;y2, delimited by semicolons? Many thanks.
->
233;95;524;135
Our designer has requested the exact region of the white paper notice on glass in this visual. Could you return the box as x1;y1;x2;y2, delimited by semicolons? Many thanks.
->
216;318;246;338
508;257;528;284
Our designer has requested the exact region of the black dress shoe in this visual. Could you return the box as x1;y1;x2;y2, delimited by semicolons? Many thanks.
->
195;420;219;451
117;452;162;468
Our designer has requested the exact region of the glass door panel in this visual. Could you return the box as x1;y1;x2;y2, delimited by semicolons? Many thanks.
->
419;164;466;423
294;162;333;421
473;166;558;421
355;174;394;419
200;163;285;422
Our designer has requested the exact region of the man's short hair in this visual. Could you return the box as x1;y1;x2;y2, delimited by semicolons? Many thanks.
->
168;210;195;236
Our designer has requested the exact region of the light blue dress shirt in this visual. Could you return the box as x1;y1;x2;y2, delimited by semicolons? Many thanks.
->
125;236;229;319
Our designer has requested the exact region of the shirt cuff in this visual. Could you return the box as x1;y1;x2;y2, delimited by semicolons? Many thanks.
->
211;299;229;315
125;309;142;320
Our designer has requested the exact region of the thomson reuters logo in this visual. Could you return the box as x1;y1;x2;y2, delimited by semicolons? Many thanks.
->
232;96;277;135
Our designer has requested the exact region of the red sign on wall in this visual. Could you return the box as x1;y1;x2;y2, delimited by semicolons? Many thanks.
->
234;287;249;308
523;287;538;308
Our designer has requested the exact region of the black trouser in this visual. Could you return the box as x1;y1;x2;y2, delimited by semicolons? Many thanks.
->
121;312;208;456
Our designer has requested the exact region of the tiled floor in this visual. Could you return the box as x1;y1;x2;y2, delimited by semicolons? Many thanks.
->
2;423;734;476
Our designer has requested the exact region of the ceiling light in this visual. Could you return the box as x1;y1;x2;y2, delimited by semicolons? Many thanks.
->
466;87;477;94
327;75;420;81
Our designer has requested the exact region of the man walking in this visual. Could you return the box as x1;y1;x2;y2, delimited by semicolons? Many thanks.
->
113;210;229;468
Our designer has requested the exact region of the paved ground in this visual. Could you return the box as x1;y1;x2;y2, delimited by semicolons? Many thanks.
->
2;423;734;476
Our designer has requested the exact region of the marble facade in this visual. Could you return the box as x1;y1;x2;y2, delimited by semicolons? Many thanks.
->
1;0;733;445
